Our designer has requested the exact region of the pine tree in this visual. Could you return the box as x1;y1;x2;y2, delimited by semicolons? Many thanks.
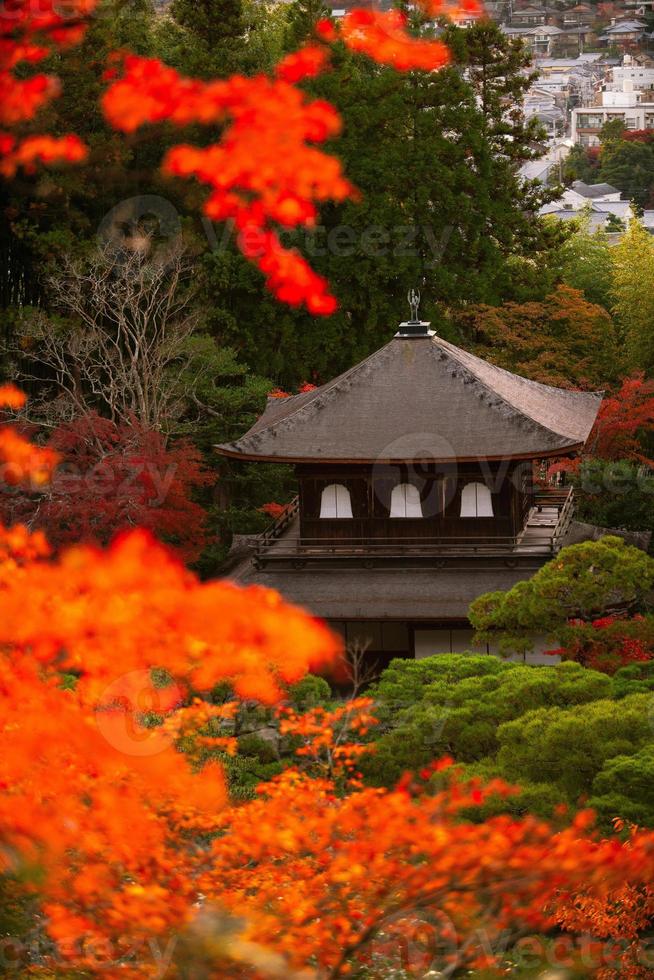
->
198;19;558;386
170;0;244;46
284;0;331;50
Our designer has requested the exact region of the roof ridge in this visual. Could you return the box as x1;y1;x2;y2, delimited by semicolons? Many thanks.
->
429;335;599;444
240;341;396;446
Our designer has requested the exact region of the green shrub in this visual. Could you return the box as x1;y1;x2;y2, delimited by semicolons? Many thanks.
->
611;660;654;699
361;656;611;787
590;743;654;827
495;693;652;803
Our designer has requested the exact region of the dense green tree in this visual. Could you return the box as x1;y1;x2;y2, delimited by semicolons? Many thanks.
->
494;694;652;805
571;459;654;535
362;655;654;829
611;217;654;375
161;0;287;78
361;656;611;786
554;211;613;311
611;660;654;698
469;537;654;655
197;19;558;387
283;0;331;50
562;143;599;185
171;0;245;46
599;141;654;211
171;337;289;573
590;744;654;827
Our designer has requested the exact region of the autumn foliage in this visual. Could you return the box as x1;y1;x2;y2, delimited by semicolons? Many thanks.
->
6;6;654;978
548;614;654;675
2;407;654;975
587;373;654;464
551;373;654;478
0;412;212;562
0;0;92;176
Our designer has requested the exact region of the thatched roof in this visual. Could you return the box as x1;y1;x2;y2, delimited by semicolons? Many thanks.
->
217;334;603;464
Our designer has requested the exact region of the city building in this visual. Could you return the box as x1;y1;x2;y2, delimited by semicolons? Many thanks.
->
605;54;654;90
571;82;654;143
539;180;636;228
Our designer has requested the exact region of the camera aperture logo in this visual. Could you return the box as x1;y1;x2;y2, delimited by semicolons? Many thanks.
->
95;669;185;757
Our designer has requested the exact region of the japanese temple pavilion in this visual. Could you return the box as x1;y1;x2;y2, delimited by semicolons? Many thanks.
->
218;310;603;667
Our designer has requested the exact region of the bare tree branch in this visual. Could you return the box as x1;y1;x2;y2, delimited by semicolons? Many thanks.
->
11;240;205;432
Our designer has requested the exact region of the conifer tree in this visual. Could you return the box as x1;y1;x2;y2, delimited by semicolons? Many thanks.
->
171;0;244;45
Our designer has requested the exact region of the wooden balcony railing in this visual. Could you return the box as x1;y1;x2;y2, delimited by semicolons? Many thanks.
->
255;488;575;565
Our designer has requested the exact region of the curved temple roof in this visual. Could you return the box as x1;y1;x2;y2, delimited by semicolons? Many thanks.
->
217;334;603;463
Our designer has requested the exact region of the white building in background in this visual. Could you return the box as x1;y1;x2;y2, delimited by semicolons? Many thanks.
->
558;180;623;206
606;55;654;91
539;180;636;230
571;82;654;144
523;85;567;137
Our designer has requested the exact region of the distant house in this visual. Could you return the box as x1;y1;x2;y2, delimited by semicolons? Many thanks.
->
510;5;552;27
524;86;567;136
599;18;649;49
565;180;623;204
539;207;624;231
538;181;646;231
518;139;572;182
571;84;654;144
563;3;595;26
504;23;566;56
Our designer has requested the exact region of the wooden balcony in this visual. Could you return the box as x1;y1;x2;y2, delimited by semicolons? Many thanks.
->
254;488;575;569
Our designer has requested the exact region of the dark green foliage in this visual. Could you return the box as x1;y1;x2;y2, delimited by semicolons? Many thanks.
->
563;144;599;185
590;744;654;827
361;656;611;787
469;536;654;655
571;459;654;538
494;694;652;802
164;0;286;78
287;674;332;710
611;660;654;699
170;0;244;46
218;742;285;801
360;654;654;830
554;213;613;311
284;0;331;50
599;140;654;211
